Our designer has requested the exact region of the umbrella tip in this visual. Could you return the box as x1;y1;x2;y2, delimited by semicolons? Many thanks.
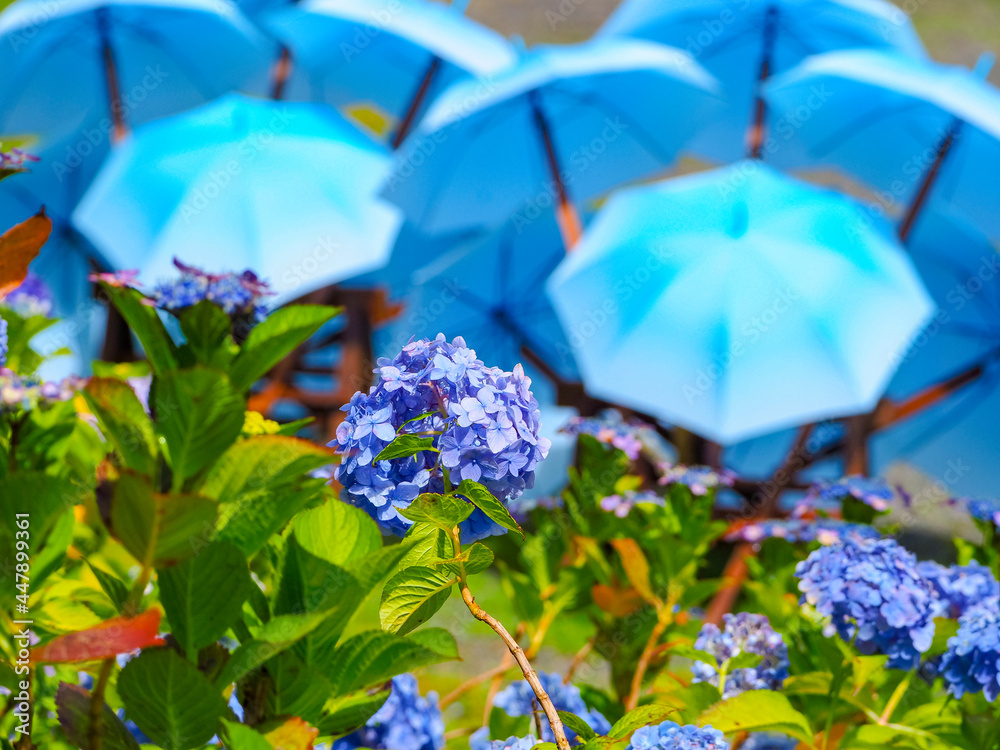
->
974;52;995;79
451;0;471;13
729;201;749;239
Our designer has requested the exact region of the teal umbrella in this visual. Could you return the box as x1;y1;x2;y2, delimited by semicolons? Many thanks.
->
547;162;934;445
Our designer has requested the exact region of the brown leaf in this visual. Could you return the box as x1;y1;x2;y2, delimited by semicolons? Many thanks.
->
0;208;51;298
610;537;660;607
265;717;319;750
592;583;644;617
32;609;164;663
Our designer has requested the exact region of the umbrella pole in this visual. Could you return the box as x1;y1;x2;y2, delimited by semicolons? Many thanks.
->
97;10;127;142
746;5;779;159
271;45;293;100
393;57;442;149
530;94;583;251
873;359;986;429
897;122;961;242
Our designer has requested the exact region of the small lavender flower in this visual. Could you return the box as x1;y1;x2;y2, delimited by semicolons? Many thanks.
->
795;538;939;669
805;476;894;512
691;613;789;698
0;316;6;369
0;369;85;411
333;335;550;539
489;673;610;745
469;733;538;750
600;490;665;518
150;259;272;321
964;497;1000;527
940;596;1000;701
740;734;798;750
332;674;444;750
658;464;735;496
0;148;39;170
727;519;881;546
89;269;141;288
916;560;999;619
2;273;52;318
560;409;651;460
627;721;728;750
510;495;563;523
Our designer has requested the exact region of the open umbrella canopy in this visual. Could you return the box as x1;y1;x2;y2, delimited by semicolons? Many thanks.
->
599;0;925;164
381;37;719;239
764;50;1000;240
72;93;403;305
377;214;579;383
547;161;934;445
0;0;273;146
262;0;515;144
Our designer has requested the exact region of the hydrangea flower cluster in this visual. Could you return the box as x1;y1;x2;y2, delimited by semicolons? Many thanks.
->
2;273;53;318
940;596;1000;701
727;518;881;546
1;370;85;411
560;409;652;460
657;464;736;496
475;737;538;750
804;476;894;512
333;335;550;539
795;538;939;669
964;497;1000;527
600;490;665;517
916;560;999;619
0;148;39;170
89;270;140;288
740;734;798;750
476;673;610;746
150;259;272;320
627;721;728;750
332;674;444;750
691;613;789;698
0;316;7;369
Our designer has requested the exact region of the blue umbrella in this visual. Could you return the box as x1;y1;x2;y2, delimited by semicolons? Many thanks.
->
381;37;720;248
376;214;579;384
262;0;515;147
547;161;934;445
72;94;403;305
599;0;925;164
0;0;273;150
764;50;1000;241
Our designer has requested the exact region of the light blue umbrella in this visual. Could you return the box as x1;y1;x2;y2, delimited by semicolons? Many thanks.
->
377;214;579;383
262;0;515;147
547;161;934;445
72;94;403;305
0;0;273;149
381;37;720;247
599;0;925;164
764;50;1000;241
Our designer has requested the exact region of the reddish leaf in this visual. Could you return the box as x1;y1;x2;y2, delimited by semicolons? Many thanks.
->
32;609;164;664
264;717;319;750
592;583;644;617
0;208;51;298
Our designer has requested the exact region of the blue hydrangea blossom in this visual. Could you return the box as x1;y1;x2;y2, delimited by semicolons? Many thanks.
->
0;316;6;369
940;596;1000;701
916;560;999;619
150;259;271;321
627;721;728;750
691;613;789;698
2;273;52;318
1;371;85;411
469;735;537;750
485;673;610;746
332;674;444;750
658;464;736;495
727;518;880;546
333;335;550;539
795;538;939;669
600;490;665;517
740;734;799;750
803;476;894;512
560;409;651;459
964;497;1000;527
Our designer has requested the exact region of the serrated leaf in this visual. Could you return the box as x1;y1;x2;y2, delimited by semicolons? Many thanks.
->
222;719;272;750
82;378;156;474
229;304;340;392
179;300;236;368
293;500;381;567
375;434;437;461
610;538;658;607
201;436;335;503
87;561;129;613
32;609;165;663
265;650;332;723
102;284;179;374
399;493;473;529
696;690;813;744
329;629;459;696
56;682;141;750
153;367;245;485
453;479;523;537
559;711;598;741
609;704;679;739
344;544;411;593
400;524;452;569
379;566;456;635
119;647;227;750
159;541;251;659
319;686;391;736
852;654;888;690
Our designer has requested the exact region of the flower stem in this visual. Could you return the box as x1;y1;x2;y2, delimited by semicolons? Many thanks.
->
625;608;672;711
88;657;115;750
878;673;912;725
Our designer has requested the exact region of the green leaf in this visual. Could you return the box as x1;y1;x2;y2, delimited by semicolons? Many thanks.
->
610;537;658;606
103;284;179;374
329;628;459;696
851;654;888;690
215;482;325;558
453;479;523;538
292;500;381;567
375;434;437;461
399;493;473;530
928;617;959;657
228;304;340;392
152;367;245;485
488;706;532;744
111;471;218;567
82;378;156;474
697;690;813;744
559;711;598;741
222;719;272;750
56;682;141;750
379;566;456;635
158;541;252;659
727;650;764;671
264;650;332;723
399;524;452;569
343;544;412;593
87;561;129;613
179;300;236;368
118;647;227;750
609;704;679;739
319;687;391;736
201;435;334;502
